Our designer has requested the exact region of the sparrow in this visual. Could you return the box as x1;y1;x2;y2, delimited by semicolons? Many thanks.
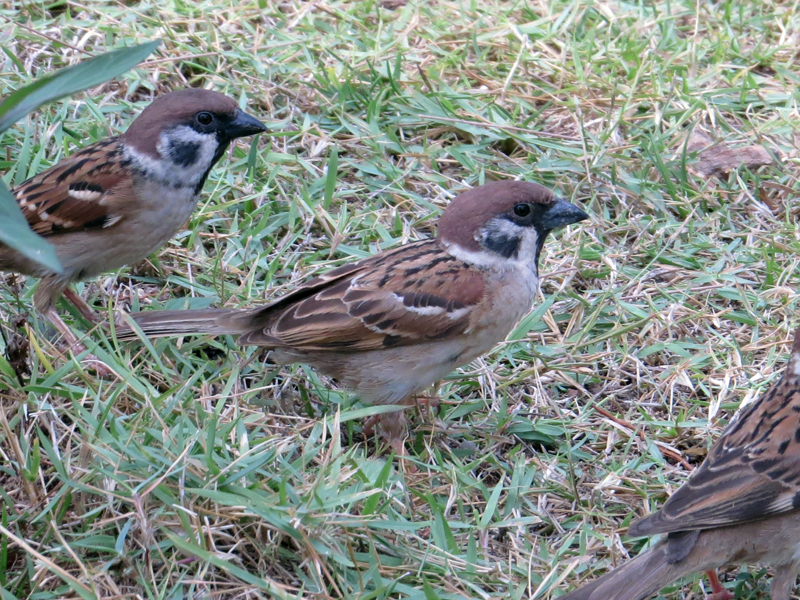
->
118;180;589;452
0;88;266;357
558;325;800;600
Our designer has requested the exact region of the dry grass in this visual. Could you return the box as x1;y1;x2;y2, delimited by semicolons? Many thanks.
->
1;0;800;598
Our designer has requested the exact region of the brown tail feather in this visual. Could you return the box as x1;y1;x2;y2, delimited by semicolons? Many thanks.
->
117;309;244;340
558;540;690;600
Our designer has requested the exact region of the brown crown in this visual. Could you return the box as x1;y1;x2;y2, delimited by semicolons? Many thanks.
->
122;88;239;156
437;180;556;252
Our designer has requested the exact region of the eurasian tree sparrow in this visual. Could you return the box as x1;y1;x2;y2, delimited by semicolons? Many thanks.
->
0;88;266;355
559;325;800;600
119;180;589;451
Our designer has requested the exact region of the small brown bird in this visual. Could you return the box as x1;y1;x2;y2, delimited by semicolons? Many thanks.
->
1;88;266;355
119;180;589;451
559;325;800;600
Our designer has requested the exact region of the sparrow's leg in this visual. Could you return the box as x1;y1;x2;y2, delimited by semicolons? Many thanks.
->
414;393;440;415
770;561;800;600
364;411;409;447
44;308;115;378
380;410;413;460
704;570;733;600
63;288;102;324
362;414;379;438
35;279;115;377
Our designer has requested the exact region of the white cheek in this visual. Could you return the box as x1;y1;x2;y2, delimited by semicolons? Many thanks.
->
515;228;540;265
445;217;540;273
442;240;510;269
126;125;220;188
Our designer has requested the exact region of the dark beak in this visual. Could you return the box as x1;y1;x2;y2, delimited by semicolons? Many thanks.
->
225;109;267;139
539;198;589;231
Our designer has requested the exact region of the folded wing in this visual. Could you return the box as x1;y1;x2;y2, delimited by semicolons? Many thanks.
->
236;240;486;351
631;377;800;535
12;139;129;235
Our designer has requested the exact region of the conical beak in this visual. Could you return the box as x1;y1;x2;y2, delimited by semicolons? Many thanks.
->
539;198;589;231
225;109;267;139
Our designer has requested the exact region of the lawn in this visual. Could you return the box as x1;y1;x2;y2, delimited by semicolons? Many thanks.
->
1;0;799;598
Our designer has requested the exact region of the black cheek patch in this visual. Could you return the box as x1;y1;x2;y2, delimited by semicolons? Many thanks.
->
483;232;520;259
169;141;200;167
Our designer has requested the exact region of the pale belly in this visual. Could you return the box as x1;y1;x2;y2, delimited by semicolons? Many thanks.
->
56;185;199;280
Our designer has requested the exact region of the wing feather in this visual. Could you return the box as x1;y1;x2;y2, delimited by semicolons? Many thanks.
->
11;138;128;235
631;380;800;536
234;240;486;351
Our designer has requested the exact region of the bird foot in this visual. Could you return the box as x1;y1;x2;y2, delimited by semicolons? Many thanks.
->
76;351;117;379
704;570;733;600
388;435;417;474
414;394;440;409
362;414;380;438
361;411;417;470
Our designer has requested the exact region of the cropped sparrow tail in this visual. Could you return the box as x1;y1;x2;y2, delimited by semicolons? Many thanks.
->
559;539;691;600
118;308;241;340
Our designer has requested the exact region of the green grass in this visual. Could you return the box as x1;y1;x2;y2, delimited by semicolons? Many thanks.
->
1;0;800;598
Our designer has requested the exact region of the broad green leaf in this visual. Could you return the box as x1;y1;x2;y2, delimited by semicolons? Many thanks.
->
0;40;161;133
0;182;62;272
0;40;161;272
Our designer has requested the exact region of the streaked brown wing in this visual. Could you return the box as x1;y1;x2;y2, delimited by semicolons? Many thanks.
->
236;239;486;351
631;379;800;535
12;138;128;236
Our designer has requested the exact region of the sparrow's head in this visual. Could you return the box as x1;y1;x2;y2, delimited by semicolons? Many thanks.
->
122;88;266;189
437;180;589;270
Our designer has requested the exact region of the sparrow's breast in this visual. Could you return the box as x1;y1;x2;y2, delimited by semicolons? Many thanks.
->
471;263;539;339
53;180;200;281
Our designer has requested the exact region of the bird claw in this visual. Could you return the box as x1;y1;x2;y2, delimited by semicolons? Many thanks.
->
75;350;116;378
704;570;733;600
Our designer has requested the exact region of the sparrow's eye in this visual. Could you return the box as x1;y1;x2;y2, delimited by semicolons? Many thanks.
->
513;203;532;218
196;112;215;126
